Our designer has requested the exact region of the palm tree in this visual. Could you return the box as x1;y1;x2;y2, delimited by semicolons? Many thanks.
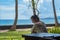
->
10;0;18;31
52;0;59;26
32;0;36;15
31;0;40;16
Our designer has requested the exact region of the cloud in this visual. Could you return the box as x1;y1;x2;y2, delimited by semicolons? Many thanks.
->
0;5;15;10
18;4;28;10
0;13;15;19
40;13;54;18
39;0;44;3
56;10;60;16
23;0;29;2
0;4;33;19
18;14;30;19
23;0;31;3
36;0;44;9
0;0;60;20
23;0;43;3
0;4;28;11
18;5;33;19
0;12;31;20
0;0;15;7
46;0;52;2
23;0;44;12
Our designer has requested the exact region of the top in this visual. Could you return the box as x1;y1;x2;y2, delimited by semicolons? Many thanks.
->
31;21;47;33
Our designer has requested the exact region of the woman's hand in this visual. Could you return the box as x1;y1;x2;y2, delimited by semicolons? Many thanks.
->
31;30;37;33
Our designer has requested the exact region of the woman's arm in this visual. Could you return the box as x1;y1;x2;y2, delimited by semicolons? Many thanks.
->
31;25;38;33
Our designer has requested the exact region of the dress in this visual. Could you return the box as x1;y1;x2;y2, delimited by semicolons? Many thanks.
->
31;21;47;33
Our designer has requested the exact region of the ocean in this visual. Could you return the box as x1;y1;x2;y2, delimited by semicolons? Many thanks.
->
0;18;60;26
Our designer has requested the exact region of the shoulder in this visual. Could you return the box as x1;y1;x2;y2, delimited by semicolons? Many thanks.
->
34;21;46;26
34;22;42;27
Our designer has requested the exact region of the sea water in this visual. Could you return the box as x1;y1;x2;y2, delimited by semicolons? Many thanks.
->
0;18;60;26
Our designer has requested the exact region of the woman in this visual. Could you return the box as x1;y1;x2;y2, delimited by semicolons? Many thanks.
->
31;15;47;33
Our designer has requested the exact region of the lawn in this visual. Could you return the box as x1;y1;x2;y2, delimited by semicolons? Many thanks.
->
0;27;60;40
0;30;31;40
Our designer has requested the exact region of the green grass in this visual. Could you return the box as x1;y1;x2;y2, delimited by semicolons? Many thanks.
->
0;30;31;40
0;27;60;40
48;27;60;34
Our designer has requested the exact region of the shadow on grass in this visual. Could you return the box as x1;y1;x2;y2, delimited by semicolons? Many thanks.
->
0;30;31;40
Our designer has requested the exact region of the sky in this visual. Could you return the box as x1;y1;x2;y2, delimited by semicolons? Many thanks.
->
0;0;60;20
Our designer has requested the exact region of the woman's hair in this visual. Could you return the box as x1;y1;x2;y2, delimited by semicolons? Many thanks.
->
31;15;39;21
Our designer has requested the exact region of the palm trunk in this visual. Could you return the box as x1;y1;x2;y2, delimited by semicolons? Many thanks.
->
52;0;58;26
10;0;18;31
32;0;36;15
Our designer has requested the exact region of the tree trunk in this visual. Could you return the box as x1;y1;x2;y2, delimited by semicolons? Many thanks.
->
32;0;36;15
10;0;18;31
52;0;58;26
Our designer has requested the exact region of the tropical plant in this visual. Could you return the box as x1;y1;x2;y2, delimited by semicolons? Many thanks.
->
52;0;59;26
10;0;18;31
48;27;60;34
31;0;36;15
28;0;40;16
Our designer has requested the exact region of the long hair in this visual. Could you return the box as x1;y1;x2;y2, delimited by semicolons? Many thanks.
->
31;15;39;21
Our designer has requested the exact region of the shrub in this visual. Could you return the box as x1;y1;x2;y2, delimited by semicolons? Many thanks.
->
48;27;60;34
